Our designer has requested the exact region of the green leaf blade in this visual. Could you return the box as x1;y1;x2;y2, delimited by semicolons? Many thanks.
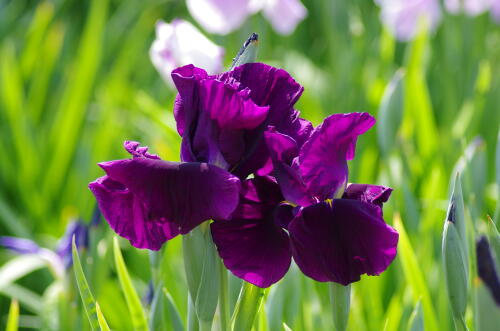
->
113;237;148;331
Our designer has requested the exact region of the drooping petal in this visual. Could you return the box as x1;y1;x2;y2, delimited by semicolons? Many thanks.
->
98;158;241;234
150;19;224;85
265;130;316;206
89;142;241;250
89;176;180;250
288;199;399;285
343;183;393;208
211;177;291;288
298;112;375;200
262;0;308;35
186;0;252;35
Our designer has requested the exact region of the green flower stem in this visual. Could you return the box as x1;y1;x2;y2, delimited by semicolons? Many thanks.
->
199;319;212;331
187;295;199;331
454;316;468;331
219;260;230;331
330;283;351;331
231;282;266;331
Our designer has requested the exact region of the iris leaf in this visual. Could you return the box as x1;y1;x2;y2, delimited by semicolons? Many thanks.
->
96;302;111;331
394;215;439;331
113;237;149;331
72;237;99;330
6;299;19;331
377;70;404;155
407;300;423;331
231;282;266;331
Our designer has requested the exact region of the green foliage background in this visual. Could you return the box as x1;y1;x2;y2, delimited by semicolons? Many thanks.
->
0;0;499;330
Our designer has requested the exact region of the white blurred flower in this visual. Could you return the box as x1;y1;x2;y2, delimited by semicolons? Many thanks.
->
149;19;224;85
376;0;442;41
186;0;307;35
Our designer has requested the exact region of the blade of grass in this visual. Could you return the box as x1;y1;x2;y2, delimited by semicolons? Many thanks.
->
96;301;111;331
113;237;148;331
231;282;267;331
43;0;109;207
394;214;439;331
6;299;19;331
72;237;99;330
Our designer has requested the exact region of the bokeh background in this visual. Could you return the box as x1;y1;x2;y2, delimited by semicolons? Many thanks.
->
0;0;499;330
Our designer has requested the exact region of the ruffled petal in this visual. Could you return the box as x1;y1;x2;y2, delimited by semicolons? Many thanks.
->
211;176;291;287
298;113;375;200
343;183;392;208
218;63;303;125
198;79;269;130
288;199;398;285
98;158;240;234
89;176;180;250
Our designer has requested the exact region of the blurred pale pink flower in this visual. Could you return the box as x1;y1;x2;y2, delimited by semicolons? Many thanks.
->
445;0;500;23
492;0;500;22
254;0;308;35
186;0;307;35
376;0;442;41
149;19;224;85
445;0;492;16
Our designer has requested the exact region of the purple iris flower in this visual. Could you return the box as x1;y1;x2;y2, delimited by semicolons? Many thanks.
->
89;63;311;251
172;63;312;178
211;112;398;287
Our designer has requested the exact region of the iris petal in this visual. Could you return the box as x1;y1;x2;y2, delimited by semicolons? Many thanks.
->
298;112;376;200
343;183;392;208
265;130;316;206
89;176;180;250
288;199;398;285
211;176;291;288
89;142;241;250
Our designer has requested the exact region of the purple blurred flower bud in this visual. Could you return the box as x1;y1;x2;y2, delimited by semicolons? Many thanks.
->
150;19;224;85
476;236;500;306
376;0;442;41
0;236;41;254
56;221;89;268
91;204;102;227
